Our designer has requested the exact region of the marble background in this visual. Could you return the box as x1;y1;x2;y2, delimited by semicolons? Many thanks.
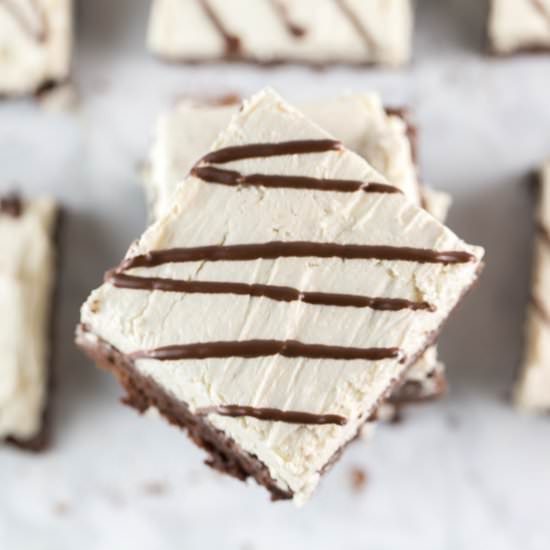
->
1;1;549;548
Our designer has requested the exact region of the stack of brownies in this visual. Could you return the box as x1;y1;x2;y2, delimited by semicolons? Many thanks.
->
77;88;484;504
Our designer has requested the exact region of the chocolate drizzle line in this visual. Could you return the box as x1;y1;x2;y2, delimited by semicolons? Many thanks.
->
192;166;400;194
199;140;342;164
0;0;47;43
531;296;550;322
334;0;377;52
106;272;436;312
196;405;347;426
532;0;550;25
536;222;550;246
0;194;23;217
270;0;307;38
199;0;241;55
193;141;399;193
129;340;401;362
119;242;476;272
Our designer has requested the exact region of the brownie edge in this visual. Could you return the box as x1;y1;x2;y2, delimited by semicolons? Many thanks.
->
75;325;293;501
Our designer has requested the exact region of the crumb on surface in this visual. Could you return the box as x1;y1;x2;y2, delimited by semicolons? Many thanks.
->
350;467;368;493
52;501;70;516
141;480;168;496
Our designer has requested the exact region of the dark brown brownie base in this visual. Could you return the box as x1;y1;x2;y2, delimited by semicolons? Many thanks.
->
152;52;407;71
76;327;293;501
4;207;62;452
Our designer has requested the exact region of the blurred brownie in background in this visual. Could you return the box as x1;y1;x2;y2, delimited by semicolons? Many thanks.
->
147;0;413;67
516;162;550;413
0;0;73;96
488;0;550;54
0;195;59;450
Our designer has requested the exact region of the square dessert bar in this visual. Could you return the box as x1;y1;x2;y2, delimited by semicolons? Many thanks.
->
78;89;483;504
144;93;451;409
148;0;413;67
0;195;58;450
488;0;550;55
516;162;550;412
0;0;72;96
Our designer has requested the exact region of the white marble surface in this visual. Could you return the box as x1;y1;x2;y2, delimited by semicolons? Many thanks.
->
1;1;549;548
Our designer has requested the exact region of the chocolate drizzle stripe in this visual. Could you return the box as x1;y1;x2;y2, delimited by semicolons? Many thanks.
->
196;405;347;426
334;0;377;52
192;166;400;194
199;0;241;55
106;272;436;312
537;222;550;246
129;340;401;362
270;0;307;38
531;296;550;323
0;194;23;217
0;0;47;43
532;0;550;24
199;140;342;164
119;242;476;271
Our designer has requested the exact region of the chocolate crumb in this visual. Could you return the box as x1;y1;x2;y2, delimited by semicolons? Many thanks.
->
350;467;368;492
142;480;168;496
52;501;70;516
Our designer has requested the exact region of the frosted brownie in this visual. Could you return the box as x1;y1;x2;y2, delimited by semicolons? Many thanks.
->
489;0;550;54
0;195;58;450
0;0;72;96
77;89;484;504
147;0;413;67
516;162;550;412
143;94;451;408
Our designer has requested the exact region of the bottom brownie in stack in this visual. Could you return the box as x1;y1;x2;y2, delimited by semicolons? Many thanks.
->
77;89;483;503
0;194;59;451
143;92;452;417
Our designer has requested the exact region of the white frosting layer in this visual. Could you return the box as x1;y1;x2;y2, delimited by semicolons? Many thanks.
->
516;162;550;412
147;0;413;66
489;0;550;54
0;197;57;440
82;89;483;503
0;0;72;95
144;94;451;394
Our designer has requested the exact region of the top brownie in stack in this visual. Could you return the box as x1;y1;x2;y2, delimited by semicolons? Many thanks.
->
143;93;452;409
77;89;484;504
